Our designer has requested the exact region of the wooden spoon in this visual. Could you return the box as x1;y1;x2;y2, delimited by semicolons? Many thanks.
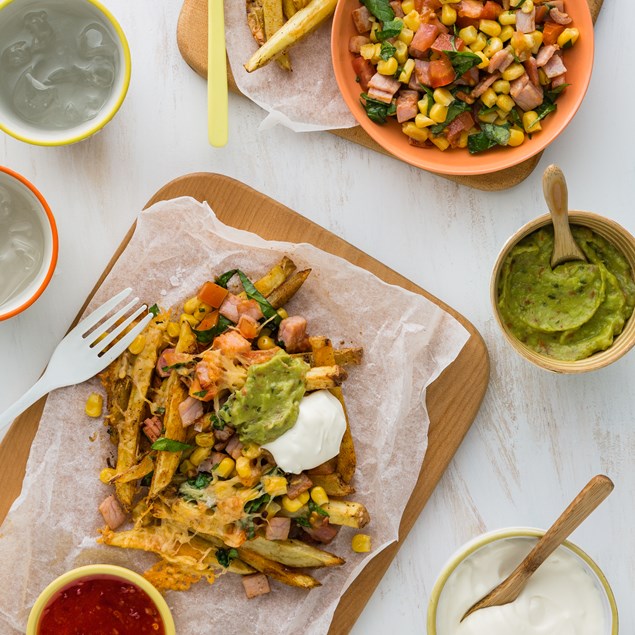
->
543;164;587;267
461;474;614;622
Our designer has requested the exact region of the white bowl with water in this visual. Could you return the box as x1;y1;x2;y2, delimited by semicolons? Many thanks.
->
0;167;57;320
0;0;130;145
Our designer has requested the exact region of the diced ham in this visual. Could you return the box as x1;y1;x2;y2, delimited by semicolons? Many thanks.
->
409;23;440;59
265;517;291;541
287;473;313;499
456;66;479;86
242;573;271;599
212;329;252;356
510;73;544;111
516;8;535;33
156;347;175;378
211;451;227;465
524;56;540;86
551;73;567;88
179;396;203;427
219;293;240;322
487;46;514;73
143;416;163;443
455;89;475;104
543;53;567;79
352;6;372;33
214;425;235;443
414;59;431;87
470;72;500;99
396;90;419;123
457;0;483;19
99;495;127;530
349;35;370;54
225;435;244;460
302;516;339;544
446;111;475;145
278;316;311;353
536;44;559;67
389;0;405;18
352;56;375;92
549;7;572;24
431;33;464;53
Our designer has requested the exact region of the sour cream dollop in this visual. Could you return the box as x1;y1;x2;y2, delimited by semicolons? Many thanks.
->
262;390;346;474
436;536;609;635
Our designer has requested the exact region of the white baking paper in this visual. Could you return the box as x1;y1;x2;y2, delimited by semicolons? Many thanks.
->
0;197;469;634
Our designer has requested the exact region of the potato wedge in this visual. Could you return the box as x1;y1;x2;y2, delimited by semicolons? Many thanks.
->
267;269;311;308
309;473;356;497
282;0;297;20
241;536;344;568
293;346;363;367
263;0;292;71
236;547;321;588
246;0;266;47
305;364;348;390
322;500;370;529
238;256;297;300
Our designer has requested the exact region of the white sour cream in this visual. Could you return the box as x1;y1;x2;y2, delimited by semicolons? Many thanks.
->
436;536;608;635
262;390;346;474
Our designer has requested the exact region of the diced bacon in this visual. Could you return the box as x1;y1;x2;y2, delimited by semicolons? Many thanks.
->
480;1;503;20
352;56;375;92
143;416;163;443
414;59;431;87
349;35;370;54
516;8;535;33
178;396;203;427
446;111;475;145
551;73;567;88
265;517;291;541
303;516;339;544
99;495;127;530
214;425;235;443
549;7;572;24
455;89;475;104
389;0;405;18
409;23;440;59
524;56;539;86
212;329;252;356
287;473;313;499
543;53;567;78
510;73;544;111
219;293;240;322
458;0;483;19
242;573;271;599
156;347;175;378
456;66;479;86
278;316;311;353
225;435;244;460
487;46;514;73
396;90;419;123
352;6;372;33
536;44;559;67
470;71;500;99
238;314;259;340
431;33;464;53
307;458;337;475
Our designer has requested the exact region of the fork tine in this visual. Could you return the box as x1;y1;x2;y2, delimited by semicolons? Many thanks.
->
87;297;140;344
98;313;153;366
72;288;132;336
95;304;149;353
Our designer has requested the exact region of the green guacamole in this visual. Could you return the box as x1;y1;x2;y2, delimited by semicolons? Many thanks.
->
498;226;635;361
220;350;309;445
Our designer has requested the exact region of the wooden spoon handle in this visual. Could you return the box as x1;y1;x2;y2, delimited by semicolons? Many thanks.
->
543;164;569;217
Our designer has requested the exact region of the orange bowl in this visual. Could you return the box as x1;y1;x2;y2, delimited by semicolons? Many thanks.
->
331;1;594;176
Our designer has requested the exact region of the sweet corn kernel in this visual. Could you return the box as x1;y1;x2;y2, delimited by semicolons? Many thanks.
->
85;392;103;418
360;43;375;61
352;534;372;553
263;475;288;497
492;79;511;94
236;456;252;479
190;446;211;467
281;495;305;513
557;27;579;49
475;50;489;69
528;31;543;54
371;43;382;63
479;19;501;37
502;62;525;81
296;491;310;506
127;333;146;355
507;128;525;146
496;94;515;112
498;10;516;25
179;459;195;475
458;25;477;45
430;135;450;151
166;321;181;338
494;115;508;125
499;25;514;42
441;3;457;25
399;58;415;83
276;308;288;319
377;57;398;75
523;110;541;132
370;21;379;43
402;122;429;142
481;87;498;108
478;109;498;123
521;0;534;13
457;130;469;148
470;32;487;52
429;103;448;123
99;467;116;484
393;40;408;64
242;443;262;459
257;335;275;350
195;432;216;448
415;113;435;128
401;0;415;13
433;88;454;107
483;37;503;58
310;486;329;506
398;27;414;45
418;95;430;115
180;313;199;326
215;457;235;478
183;296;200;315
403;9;421;32
538;68;548;85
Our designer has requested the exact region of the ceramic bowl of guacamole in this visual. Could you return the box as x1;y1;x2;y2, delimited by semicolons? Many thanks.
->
491;211;635;373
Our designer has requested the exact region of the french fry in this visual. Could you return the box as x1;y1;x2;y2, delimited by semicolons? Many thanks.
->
292;347;363;367
322;500;370;529
109;454;154;484
244;0;337;72
236;547;321;588
263;0;292;71
267;269;311;308
246;0;266;46
309;473;356;497
282;0;297;20
100;350;134;446
238;256;297;300
293;0;310;9
240;536;344;568
305;364;348;390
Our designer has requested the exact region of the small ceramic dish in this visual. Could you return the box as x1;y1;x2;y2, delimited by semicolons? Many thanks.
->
0;0;131;145
491;211;635;373
427;527;618;635
26;564;176;635
0;166;58;320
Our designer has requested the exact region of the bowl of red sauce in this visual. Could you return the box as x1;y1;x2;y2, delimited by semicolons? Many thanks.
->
26;564;175;635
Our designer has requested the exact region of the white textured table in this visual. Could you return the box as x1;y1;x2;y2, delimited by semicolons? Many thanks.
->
1;0;634;632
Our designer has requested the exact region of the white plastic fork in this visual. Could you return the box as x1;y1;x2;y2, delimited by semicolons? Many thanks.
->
0;288;153;435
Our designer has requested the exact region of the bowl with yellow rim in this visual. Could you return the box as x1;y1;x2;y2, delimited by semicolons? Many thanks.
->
427;527;618;635
0;0;131;146
26;564;175;634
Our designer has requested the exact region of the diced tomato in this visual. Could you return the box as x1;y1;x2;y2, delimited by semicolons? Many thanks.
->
457;0;483;19
237;314;259;340
480;1;502;20
409;23;440;57
415;0;442;11
197;309;219;332
352;55;375;92
534;5;548;22
198;281;228;308
542;21;565;45
456;15;480;29
431;33;465;52
429;55;455;88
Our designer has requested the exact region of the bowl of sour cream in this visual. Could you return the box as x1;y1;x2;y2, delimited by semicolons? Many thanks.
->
0;166;58;320
427;527;618;635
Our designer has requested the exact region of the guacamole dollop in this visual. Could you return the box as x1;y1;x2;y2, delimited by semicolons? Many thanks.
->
498;226;635;361
220;350;309;445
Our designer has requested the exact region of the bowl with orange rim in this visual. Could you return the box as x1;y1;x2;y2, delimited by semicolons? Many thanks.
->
0;166;58;320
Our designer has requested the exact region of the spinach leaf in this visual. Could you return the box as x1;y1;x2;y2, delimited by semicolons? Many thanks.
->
467;132;498;154
193;314;233;343
216;547;239;568
361;0;394;23
533;101;556;124
421;85;435;101
237;271;281;326
215;269;238;288
210;412;225;430
445;50;481;77
429;100;471;134
545;83;569;101
360;93;396;124
148;303;160;317
467;123;511;154
376;19;403;42
508;107;523;128
140;471;153;487
295;516;311;527
151;437;192;452
193;390;208;398
308;499;330;518
244;493;271;514
187;472;213;489
482;122;511;145
531;83;569;128
379;41;396;61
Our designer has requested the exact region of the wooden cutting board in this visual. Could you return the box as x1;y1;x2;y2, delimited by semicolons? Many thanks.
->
0;173;489;634
177;0;604;191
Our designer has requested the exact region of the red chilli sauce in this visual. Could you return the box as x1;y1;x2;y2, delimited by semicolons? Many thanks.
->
37;575;165;635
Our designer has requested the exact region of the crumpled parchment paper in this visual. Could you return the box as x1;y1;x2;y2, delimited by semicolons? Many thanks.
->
225;4;356;132
0;197;469;634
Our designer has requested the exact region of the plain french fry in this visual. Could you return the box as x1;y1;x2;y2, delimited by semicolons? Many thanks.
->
240;536;344;568
322;500;370;529
282;0;297;20
267;268;311;308
305;364;348;390
292;346;363;367
309;473;356;497
263;0;292;71
236;547;321;588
